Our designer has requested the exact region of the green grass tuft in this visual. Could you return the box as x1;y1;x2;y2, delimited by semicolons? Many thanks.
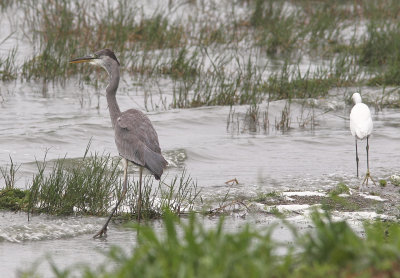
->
26;210;400;277
0;188;29;211
328;182;350;196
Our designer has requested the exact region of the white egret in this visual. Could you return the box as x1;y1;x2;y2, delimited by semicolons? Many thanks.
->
349;92;376;191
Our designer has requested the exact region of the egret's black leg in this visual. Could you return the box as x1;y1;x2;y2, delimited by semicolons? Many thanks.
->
94;158;129;238
366;137;370;172
361;136;376;188
137;166;143;222
355;138;359;178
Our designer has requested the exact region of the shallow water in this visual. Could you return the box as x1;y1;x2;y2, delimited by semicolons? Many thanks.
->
1;1;400;276
1;76;400;276
2;80;399;194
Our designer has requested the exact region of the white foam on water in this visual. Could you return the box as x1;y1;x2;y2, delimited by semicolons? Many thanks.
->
0;214;101;243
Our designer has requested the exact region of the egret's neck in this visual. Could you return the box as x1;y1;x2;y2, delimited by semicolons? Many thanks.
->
106;65;121;128
352;93;362;104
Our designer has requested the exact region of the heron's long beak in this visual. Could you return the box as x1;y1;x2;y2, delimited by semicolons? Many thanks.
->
69;55;96;64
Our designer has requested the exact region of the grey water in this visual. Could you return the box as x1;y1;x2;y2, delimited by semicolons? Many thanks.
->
1;1;400;276
1;76;399;276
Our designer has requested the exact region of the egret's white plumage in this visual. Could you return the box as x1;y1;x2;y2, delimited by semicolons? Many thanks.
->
350;93;373;140
349;92;375;190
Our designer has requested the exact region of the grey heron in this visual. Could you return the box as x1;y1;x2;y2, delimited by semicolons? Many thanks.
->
350;92;376;191
70;49;168;238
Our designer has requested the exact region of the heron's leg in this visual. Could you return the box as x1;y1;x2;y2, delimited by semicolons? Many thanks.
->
93;158;129;239
355;138;359;178
137;166;143;222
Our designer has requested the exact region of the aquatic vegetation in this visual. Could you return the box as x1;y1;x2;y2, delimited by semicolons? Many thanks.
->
0;188;28;211
16;144;199;220
2;0;400;111
28;151;120;216
390;175;400;187
160;47;201;80
250;0;299;56
358;22;400;86
323;196;359;212
266;62;337;100
122;169;199;219
320;183;358;211
252;191;283;203
274;100;292;132
25;211;400;277
19;0;187;81
227;102;269;134
0;47;18;81
0;155;20;189
328;182;350;196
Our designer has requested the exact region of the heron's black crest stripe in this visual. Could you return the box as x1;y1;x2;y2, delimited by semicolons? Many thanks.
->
95;48;120;65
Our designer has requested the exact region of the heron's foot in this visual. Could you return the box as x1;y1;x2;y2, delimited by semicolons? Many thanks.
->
93;225;108;239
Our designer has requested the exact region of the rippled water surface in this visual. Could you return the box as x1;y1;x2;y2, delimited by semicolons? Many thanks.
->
1;1;400;276
1;78;399;276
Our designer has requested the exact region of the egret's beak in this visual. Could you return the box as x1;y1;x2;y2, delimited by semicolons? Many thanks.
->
69;55;96;64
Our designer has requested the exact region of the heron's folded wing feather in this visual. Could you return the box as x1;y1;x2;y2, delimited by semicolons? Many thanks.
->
116;109;162;153
115;109;165;169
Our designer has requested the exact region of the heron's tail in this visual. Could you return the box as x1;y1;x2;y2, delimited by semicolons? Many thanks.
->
144;147;168;180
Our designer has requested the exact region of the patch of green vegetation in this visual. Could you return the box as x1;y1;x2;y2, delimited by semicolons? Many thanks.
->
0;0;19;11
28;151;119;216
0;47;18;81
328;182;350;196
359;22;400;86
322;183;357;211
266;64;337;100
24;211;400;277
160;47;201;80
267;206;285;217
19;0;188;82
4;0;400;111
253;191;282;203
390;175;400;187
379;179;387;187
0;188;29;211
22;49;67;82
250;0;299;56
322;194;359;212
0;155;20;189
171;53;270;108
123;169;199;219
1;144;198;220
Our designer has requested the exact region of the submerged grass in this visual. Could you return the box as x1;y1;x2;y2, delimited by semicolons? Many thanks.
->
25;210;400;277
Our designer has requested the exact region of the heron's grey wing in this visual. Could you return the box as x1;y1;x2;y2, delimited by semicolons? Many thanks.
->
117;109;162;154
115;109;167;179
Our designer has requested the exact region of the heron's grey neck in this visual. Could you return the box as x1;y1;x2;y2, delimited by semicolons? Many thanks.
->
105;64;121;128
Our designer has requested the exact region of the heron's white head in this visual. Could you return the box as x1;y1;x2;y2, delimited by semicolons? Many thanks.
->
352;93;362;104
69;49;120;75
